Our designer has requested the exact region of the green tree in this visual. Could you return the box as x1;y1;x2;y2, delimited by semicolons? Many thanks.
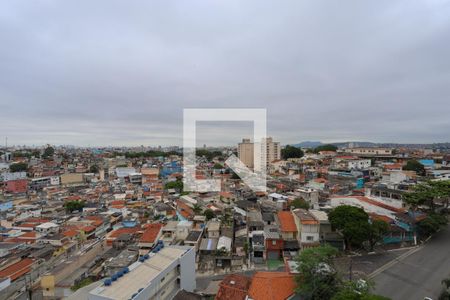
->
192;204;202;214
367;220;389;251
404;180;450;213
230;171;240;180
295;245;340;300
89;165;99;173
440;277;450;300
314;144;338;153
281;145;304;160
9;162;28;173
213;163;224;169
328;206;371;250
417;213;448;237
64;200;85;212
204;208;214;220
291;197;310;210
332;281;391;300
164;179;183;191
196;149;223;160
403;160;426;176
43;146;55;158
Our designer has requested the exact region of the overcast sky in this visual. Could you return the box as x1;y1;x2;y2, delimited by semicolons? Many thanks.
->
1;0;450;147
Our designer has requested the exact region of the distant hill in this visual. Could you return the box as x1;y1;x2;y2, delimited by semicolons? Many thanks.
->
291;141;323;148
289;141;450;150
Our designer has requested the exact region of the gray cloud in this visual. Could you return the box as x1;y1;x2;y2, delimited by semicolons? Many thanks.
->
1;0;450;146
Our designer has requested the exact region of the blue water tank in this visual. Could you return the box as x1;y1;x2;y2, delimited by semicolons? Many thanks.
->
104;279;112;286
144;254;149;259
117;271;124;277
111;274;118;281
139;256;145;262
123;267;129;274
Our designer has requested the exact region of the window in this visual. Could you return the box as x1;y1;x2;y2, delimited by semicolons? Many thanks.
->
272;240;276;245
161;276;165;282
306;236;314;241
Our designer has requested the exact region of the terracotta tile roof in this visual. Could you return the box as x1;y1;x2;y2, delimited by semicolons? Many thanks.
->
24;218;49;224
17;223;36;229
336;155;357;159
248;272;296;300
85;216;104;226
384;163;402;170
110;200;125;206
82;225;96;233
314;178;327;183
369;213;393;223
176;200;194;219
108;226;141;239
215;274;252;300
0;258;34;281
277;211;297;233
63;229;79;238
18;232;37;239
140;223;163;243
220;192;233;198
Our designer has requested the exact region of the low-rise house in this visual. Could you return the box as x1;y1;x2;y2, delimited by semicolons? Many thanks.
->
0;258;35;281
0;242;22;257
277;211;297;241
39;233;69;247
161;221;178;245
199;238;218;255
206;220;221;239
264;225;283;260
330;196;405;219
217;236;232;254
247;210;264;232
215;274;252;300
250;231;265;263
176;221;193;240
36;222;59;235
138;223;163;253
184;230;203;252
295;187;319;209
247;272;296;300
292;209;320;248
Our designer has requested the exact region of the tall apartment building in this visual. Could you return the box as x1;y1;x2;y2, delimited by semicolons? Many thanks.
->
88;246;195;300
237;137;281;171
238;138;254;169
264;137;281;164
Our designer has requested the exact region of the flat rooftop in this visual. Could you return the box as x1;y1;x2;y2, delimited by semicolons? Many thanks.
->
89;247;187;300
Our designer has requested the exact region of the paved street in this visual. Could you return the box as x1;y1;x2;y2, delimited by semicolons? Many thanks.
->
373;225;450;300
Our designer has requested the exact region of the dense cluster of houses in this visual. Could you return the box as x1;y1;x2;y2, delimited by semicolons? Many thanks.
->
0;144;449;299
